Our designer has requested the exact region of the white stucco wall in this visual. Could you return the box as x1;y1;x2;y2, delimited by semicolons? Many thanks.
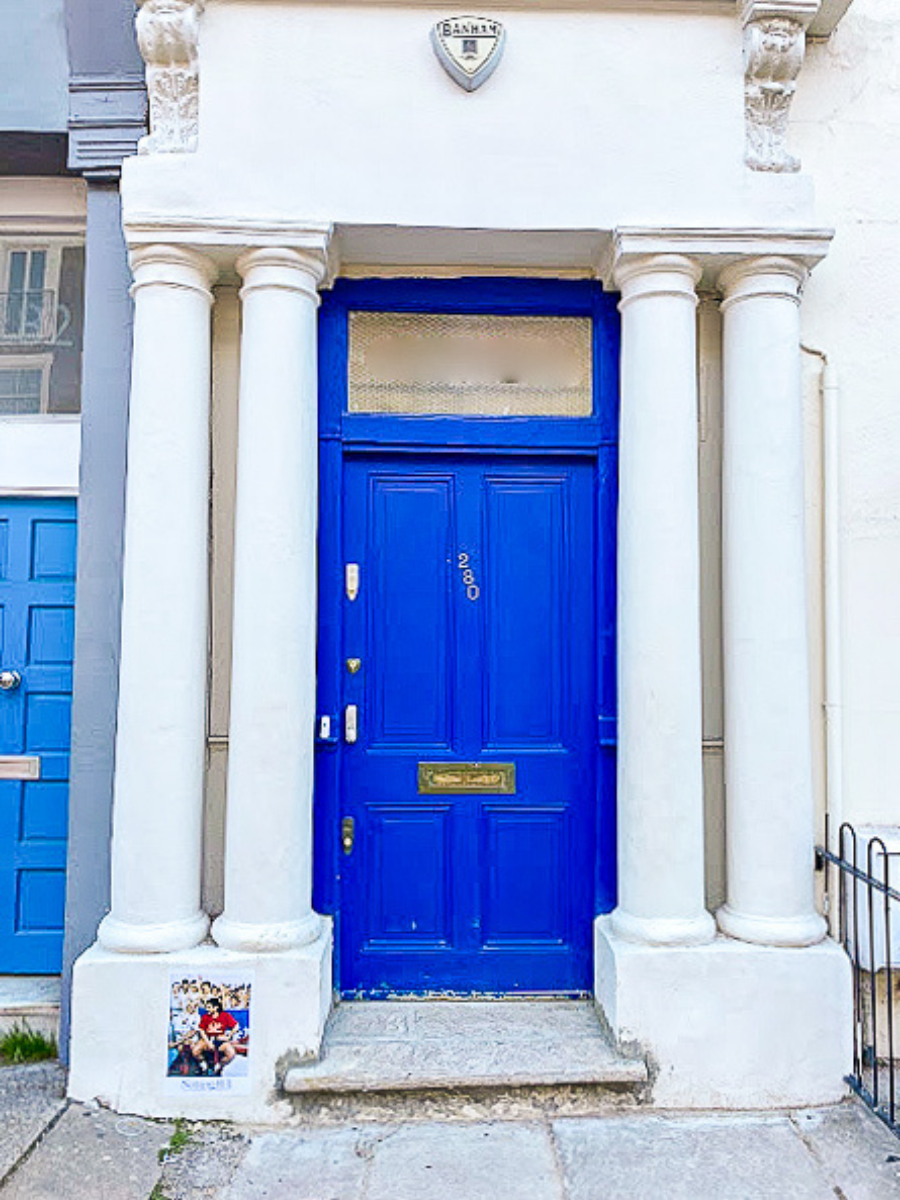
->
0;417;80;494
123;2;815;236
795;0;900;826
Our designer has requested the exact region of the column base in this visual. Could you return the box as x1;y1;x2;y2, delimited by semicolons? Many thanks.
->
97;910;210;954
69;920;333;1121
610;906;716;947
595;915;852;1108
716;904;828;948
211;911;323;953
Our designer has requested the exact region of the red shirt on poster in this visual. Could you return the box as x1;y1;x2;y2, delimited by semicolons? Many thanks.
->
199;1010;238;1039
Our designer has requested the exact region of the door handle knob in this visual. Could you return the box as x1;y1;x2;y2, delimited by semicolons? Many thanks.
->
0;670;21;691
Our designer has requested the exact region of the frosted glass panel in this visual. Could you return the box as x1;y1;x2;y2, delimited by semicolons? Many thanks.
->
348;311;592;417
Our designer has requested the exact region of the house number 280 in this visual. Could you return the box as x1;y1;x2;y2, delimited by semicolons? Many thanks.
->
457;553;480;601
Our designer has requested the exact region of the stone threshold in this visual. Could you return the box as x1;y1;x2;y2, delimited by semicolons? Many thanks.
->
283;999;648;1099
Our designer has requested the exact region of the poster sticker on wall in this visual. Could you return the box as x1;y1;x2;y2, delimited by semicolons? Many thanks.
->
165;969;253;1095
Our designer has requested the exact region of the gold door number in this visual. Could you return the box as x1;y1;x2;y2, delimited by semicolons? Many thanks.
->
457;552;480;601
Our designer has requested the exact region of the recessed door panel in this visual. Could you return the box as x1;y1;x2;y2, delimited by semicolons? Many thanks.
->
481;805;569;944
368;474;455;749
366;804;452;945
483;476;565;750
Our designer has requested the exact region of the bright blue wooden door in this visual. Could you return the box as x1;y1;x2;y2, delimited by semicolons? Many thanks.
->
0;499;76;973
339;455;596;995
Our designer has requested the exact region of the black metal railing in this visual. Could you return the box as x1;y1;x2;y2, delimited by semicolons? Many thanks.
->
818;822;900;1135
0;291;70;344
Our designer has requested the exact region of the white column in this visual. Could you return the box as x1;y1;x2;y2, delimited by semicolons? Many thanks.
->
98;244;215;954
212;247;325;953
612;254;715;946
717;257;826;947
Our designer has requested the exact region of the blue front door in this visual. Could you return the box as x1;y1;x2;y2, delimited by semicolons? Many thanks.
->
0;499;76;973
339;454;596;994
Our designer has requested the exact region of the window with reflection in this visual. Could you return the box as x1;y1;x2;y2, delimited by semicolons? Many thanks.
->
0;239;84;415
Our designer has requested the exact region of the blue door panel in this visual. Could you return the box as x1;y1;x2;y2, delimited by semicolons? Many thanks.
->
29;606;75;665
481;806;568;943
22;782;68;841
369;804;452;944
368;474;455;749
340;455;595;995
0;498;76;973
31;519;77;580
482;476;565;748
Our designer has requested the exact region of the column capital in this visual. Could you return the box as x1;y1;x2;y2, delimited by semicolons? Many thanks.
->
602;228;832;292
740;0;820;28
236;246;328;302
128;243;218;300
614;253;702;308
719;255;808;309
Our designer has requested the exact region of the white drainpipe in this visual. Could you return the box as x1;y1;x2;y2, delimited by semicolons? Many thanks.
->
803;347;844;857
822;360;844;857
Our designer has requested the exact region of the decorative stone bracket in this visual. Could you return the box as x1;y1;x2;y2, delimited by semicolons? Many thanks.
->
136;0;204;155
741;1;820;173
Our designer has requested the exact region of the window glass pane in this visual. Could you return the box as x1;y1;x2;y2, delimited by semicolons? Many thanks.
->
27;251;46;291
348;312;593;417
47;245;84;413
0;368;43;414
7;252;26;293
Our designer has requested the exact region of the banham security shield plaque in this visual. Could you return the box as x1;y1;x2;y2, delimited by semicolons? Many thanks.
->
431;17;505;92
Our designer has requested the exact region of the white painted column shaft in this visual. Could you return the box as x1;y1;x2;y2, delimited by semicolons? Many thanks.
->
717;257;826;947
612;254;715;946
212;247;325;953
98;244;215;953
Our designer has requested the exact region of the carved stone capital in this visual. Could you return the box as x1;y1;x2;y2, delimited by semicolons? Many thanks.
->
135;0;204;155
741;0;820;24
742;13;807;173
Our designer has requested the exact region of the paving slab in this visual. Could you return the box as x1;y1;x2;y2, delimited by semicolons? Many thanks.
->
0;1064;66;1182
219;1128;372;1200
156;1125;250;1200
0;1104;172;1200
790;1102;900;1198
365;1122;563;1200
553;1112;838;1200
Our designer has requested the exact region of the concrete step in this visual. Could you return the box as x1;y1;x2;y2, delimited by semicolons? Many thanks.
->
0;977;60;1042
283;1000;648;1118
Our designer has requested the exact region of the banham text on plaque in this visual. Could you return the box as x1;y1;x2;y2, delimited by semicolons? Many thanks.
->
431;17;506;92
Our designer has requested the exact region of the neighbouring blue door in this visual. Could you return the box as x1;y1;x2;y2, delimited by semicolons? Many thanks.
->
339;454;596;994
0;499;76;973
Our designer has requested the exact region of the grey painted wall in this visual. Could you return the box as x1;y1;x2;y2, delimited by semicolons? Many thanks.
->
0;0;68;132
60;0;144;1057
59;183;133;1058
66;0;144;79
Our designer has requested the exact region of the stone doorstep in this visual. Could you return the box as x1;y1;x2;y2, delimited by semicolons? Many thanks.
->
283;999;648;1096
0;977;61;1041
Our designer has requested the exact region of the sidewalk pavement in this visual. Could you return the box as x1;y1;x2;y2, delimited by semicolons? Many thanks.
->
2;1065;900;1199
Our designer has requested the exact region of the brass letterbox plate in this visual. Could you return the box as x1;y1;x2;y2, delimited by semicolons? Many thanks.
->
0;756;40;781
418;762;515;795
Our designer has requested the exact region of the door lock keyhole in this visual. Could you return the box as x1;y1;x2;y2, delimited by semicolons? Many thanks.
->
341;816;355;855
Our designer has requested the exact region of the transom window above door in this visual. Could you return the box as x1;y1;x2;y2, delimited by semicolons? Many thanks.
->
348;311;593;417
